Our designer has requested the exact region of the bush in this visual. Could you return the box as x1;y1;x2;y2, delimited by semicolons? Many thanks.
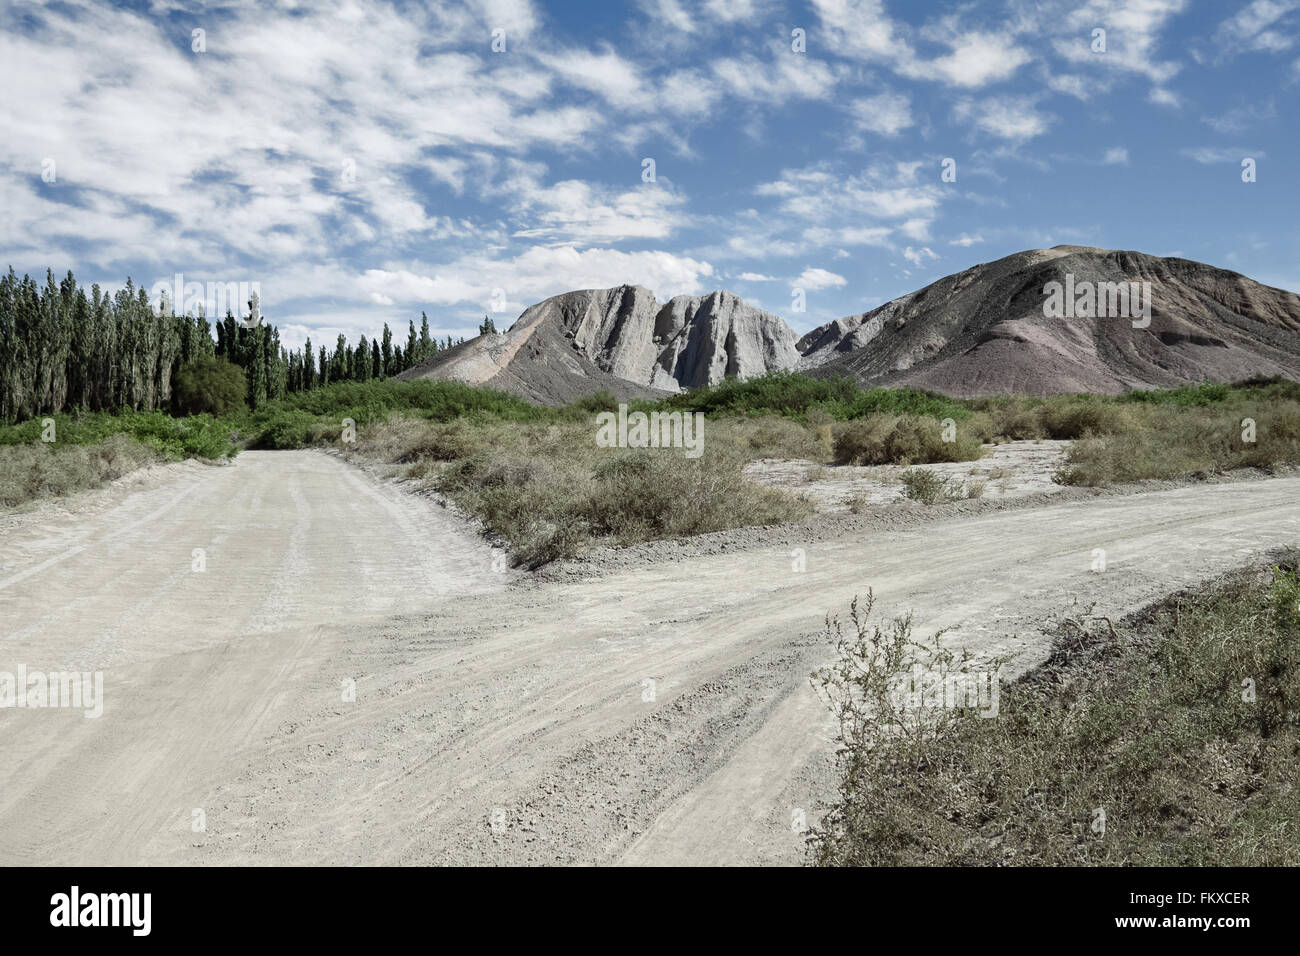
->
1039;399;1141;440
834;415;983;465
897;468;979;505
810;563;1300;865
0;433;157;508
254;410;320;450
379;419;812;567
568;390;620;414
172;357;247;417
1054;400;1300;485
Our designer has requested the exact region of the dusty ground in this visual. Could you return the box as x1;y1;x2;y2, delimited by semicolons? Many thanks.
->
744;439;1070;512
2;449;1298;866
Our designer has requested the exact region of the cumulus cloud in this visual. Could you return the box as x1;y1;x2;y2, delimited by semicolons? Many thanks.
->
953;95;1052;140
909;31;1032;87
849;91;914;136
1049;0;1188;85
363;246;715;310
537;46;648;109
793;267;848;291
712;51;839;104
1213;0;1299;57
757;162;942;222
509;179;688;243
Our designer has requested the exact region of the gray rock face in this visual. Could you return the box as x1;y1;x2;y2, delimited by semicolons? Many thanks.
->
797;296;908;368
526;285;800;392
651;290;802;389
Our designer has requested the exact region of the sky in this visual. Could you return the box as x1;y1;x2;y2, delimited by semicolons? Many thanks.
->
2;0;1298;352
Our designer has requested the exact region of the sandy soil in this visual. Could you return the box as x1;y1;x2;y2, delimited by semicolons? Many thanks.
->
2;449;1298;866
744;440;1071;512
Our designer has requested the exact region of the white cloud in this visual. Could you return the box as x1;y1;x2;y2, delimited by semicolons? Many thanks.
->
793;267;847;291
510;179;688;243
1050;0;1188;85
900;218;931;240
1213;0;1299;57
659;70;723;116
949;233;984;247
538;46;648;108
849;91;913;136
1148;86;1182;107
1180;146;1264;164
364;246;716;309
811;0;913;63
1201;100;1276;134
637;0;698;32
1102;146;1129;164
911;31;1031;87
1045;73;1093;100
828;226;895;246
468;0;541;37
0;0;596;279
712;51;838;104
638;0;777;32
737;272;777;281
902;246;939;267
758;162;943;221
952;96;1052;140
813;1;1032;89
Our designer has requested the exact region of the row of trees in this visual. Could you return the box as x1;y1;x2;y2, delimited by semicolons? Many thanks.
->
0;268;473;422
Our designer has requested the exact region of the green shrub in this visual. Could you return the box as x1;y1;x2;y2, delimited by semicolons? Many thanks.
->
568;390;620;414
832;416;895;465
254;410;320;449
172;357;247;416
1054;400;1300;485
1039;399;1141;439
834;415;983;465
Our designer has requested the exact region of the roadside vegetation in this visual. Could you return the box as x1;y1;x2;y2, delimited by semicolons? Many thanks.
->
4;371;1299;551
898;468;984;504
0;409;239;508
0;433;160;509
348;415;815;567
810;559;1300;865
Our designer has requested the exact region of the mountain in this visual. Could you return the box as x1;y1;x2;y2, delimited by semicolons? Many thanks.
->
799;246;1300;396
397;284;800;403
400;247;1300;402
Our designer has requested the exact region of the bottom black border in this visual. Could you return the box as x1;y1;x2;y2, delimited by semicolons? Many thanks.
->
1;866;1278;942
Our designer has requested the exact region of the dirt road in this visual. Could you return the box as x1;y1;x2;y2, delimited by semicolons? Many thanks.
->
1;451;1297;865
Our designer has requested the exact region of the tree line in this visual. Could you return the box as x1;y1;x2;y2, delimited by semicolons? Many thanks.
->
0;268;472;423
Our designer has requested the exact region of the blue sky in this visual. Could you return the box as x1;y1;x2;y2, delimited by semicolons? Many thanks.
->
3;0;1298;352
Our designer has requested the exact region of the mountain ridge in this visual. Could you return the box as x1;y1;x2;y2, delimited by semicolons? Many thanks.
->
399;247;1300;402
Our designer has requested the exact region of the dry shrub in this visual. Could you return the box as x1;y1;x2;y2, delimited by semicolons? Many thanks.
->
0;434;157;509
834;415;984;466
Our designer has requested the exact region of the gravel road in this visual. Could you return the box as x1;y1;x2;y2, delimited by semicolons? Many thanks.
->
2;450;1297;865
